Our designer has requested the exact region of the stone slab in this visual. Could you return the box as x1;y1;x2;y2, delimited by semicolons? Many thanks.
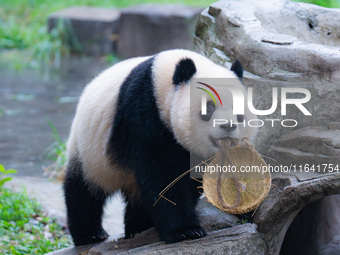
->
48;7;120;56
46;224;265;255
117;4;203;58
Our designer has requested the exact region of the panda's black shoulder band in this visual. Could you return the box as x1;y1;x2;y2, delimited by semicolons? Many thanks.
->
172;58;197;86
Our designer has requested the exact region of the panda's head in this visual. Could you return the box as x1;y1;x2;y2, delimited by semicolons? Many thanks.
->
153;50;258;158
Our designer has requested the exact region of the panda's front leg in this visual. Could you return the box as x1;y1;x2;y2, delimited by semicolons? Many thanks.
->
137;174;206;243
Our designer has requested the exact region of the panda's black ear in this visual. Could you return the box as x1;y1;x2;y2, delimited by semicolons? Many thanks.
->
172;58;197;86
230;59;243;79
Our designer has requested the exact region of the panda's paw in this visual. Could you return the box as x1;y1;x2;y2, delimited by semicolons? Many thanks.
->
73;228;109;246
125;231;137;239
91;228;109;242
124;222;153;239
182;225;206;240
163;225;206;243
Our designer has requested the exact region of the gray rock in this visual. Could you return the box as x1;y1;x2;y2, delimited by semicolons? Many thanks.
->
117;4;203;58
48;7;120;56
253;173;340;255
194;0;340;163
196;197;240;232
281;195;340;255
268;126;340;166
195;0;340;81
46;173;340;255
328;122;340;131
275;127;340;155
261;34;298;45
112;224;266;255
48;224;265;255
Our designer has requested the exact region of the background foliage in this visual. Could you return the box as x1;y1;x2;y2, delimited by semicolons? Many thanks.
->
292;0;340;7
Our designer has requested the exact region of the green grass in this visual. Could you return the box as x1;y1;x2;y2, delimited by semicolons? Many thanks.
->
0;187;72;254
292;0;340;8
0;164;17;187
44;121;67;180
0;165;72;254
0;0;215;52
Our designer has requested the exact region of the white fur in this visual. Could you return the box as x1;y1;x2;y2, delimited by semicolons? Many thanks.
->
67;56;149;194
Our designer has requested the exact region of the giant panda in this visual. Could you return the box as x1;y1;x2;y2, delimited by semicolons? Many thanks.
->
63;49;257;246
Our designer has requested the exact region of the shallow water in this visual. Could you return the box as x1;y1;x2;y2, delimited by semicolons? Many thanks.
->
0;56;108;176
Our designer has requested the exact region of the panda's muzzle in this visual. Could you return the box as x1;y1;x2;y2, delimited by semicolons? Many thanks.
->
210;124;237;148
219;124;237;133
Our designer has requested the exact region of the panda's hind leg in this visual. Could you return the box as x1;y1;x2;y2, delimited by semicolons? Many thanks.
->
124;195;154;239
63;156;109;246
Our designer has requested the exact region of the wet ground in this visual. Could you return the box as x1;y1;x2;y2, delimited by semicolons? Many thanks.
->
0;56;108;176
1;56;125;238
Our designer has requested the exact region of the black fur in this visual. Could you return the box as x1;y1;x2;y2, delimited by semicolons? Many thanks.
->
230;59;243;79
107;57;205;243
200;101;215;122
172;58;197;85
63;156;109;246
124;195;153;238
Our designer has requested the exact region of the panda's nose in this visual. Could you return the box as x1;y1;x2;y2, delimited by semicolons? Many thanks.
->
220;124;237;133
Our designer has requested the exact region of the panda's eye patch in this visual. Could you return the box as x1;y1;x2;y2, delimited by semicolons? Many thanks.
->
200;101;215;121
237;115;244;122
207;101;215;112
